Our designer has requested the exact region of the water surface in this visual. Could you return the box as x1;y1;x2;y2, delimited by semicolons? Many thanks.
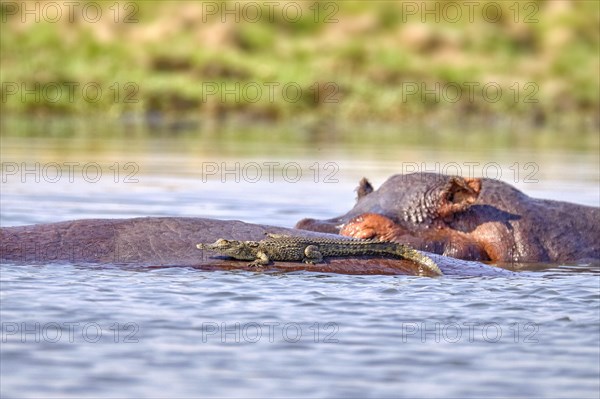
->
1;123;599;398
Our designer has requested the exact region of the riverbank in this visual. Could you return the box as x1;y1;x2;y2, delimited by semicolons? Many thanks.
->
1;1;598;131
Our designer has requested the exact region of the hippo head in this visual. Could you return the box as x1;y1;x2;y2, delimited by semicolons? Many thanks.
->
296;173;482;235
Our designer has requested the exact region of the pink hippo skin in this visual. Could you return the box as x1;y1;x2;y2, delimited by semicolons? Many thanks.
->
296;173;599;264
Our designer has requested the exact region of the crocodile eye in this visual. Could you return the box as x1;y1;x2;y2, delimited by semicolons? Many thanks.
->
247;242;260;248
215;239;229;247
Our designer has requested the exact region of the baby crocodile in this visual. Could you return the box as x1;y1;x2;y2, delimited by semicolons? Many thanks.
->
196;234;443;276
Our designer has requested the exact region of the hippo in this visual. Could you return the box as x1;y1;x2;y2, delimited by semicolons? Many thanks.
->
296;173;600;264
0;217;513;277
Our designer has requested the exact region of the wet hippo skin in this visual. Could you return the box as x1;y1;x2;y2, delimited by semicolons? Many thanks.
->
296;173;600;263
0;217;512;277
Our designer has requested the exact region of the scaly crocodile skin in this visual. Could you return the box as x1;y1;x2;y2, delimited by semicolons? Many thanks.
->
197;234;443;276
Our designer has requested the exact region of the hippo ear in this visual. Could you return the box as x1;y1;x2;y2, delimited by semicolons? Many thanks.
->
355;177;374;201
438;177;481;219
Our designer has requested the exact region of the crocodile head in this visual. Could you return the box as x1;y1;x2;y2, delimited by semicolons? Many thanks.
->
196;239;260;261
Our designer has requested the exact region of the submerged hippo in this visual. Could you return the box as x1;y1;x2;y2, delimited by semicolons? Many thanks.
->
296;173;600;264
0;217;512;277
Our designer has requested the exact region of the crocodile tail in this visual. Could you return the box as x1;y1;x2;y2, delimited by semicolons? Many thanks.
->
397;245;443;276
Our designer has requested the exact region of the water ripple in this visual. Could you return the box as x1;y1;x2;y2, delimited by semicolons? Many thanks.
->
2;262;599;398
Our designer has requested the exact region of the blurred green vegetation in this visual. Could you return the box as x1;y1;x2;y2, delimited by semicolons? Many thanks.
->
1;0;598;131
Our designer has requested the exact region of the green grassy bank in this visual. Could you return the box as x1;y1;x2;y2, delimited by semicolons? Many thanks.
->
1;1;598;131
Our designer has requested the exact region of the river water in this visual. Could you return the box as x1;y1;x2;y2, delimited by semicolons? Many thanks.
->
1;122;599;398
